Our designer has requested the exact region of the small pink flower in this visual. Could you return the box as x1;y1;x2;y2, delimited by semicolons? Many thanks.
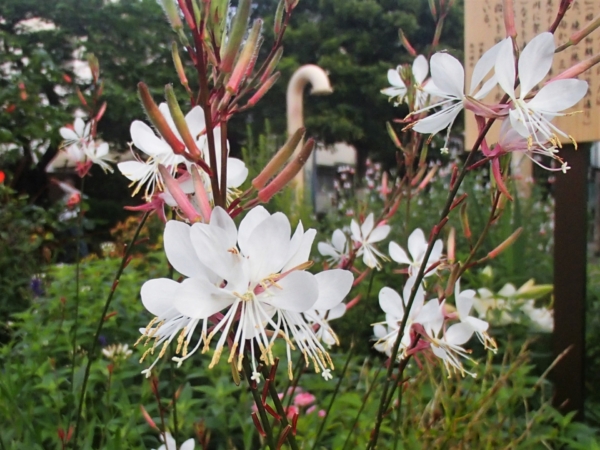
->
293;392;316;407
318;409;326;418
286;405;299;420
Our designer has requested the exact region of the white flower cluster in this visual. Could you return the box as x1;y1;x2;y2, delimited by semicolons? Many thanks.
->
59;117;114;174
136;206;353;382
383;33;588;172
118;104;248;214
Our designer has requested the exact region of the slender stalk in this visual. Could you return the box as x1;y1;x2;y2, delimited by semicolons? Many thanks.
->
220;121;228;207
367;115;498;449
341;365;383;450
242;358;277;450
70;176;85;383
311;344;355;450
72;211;149;449
260;365;300;450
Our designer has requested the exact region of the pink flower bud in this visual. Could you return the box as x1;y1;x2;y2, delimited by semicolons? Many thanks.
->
226;19;263;95
220;0;251;73
137;82;186;155
252;127;305;189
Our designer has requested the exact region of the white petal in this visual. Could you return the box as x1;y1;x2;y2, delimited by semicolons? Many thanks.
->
263;271;318;312
527;79;588;113
389;241;411;265
318;242;339;258
282;228;316;272
381;87;406;97
464;316;489;333
407;228;427;261
445;322;474;345
164;220;208;278
430;53;464;98
238;206;271;255
350;219;362;242
60;127;79;141
494;38;516;98
180;438;196;450
226;158;248;187
519;32;555;97
456;292;474;319
413;102;463;134
331;229;347;253
245;213;291;280
312;269;353;310
415;299;443;335
387;68;405;89
412;55;429;84
185;106;206;141
360;213;375;237
470;39;503;95
141;278;180;316
367;224;390;244
117;160;151;182
402;276;424;315
74;117;86;137
130;121;170;157
174;277;234;318
373;323;388;339
209;206;237;249
379;286;404;319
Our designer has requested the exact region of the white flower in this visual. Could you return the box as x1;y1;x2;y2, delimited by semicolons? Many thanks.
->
382;55;429;108
388;228;443;277
118;104;248;200
152;432;194;450
454;279;496;351
494;33;588;159
350;213;390;269
59;119;113;173
373;277;425;359
418;298;477;377
496;119;567;172
411;40;503;148
317;229;348;266
60;118;90;148
138;206;353;380
102;343;133;361
303;303;346;348
521;300;553;332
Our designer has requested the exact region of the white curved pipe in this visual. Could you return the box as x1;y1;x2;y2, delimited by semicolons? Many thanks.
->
286;65;333;198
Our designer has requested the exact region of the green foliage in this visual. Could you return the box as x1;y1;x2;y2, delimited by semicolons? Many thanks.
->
247;0;464;167
0;185;65;338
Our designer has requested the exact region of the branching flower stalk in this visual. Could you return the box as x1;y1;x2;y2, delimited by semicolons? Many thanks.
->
72;211;149;449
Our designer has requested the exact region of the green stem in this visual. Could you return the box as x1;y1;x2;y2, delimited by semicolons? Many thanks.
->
260;365;300;450
72;211;149;449
71;176;85;384
242;358;277;450
341;364;382;450
367;115;499;450
311;344;355;450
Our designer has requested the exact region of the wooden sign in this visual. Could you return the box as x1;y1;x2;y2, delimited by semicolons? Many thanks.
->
464;0;600;148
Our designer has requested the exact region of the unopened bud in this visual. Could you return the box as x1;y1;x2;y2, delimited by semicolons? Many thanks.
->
220;0;251;73
386;122;403;149
274;0;285;36
399;29;417;57
284;0;299;12
252;127;305;189
158;165;202;222
95;101;107;122
428;0;437;20
191;165;212;221
488;227;522;259
175;0;196;30
87;54;100;83
246;72;280;107
258;138;315;202
460;202;471;239
502;0;517;38
227;19;263;94
160;0;183;30
548;52;600;82
260;46;284;84
444;263;462;298
417;165;437;190
140;405;158;430
447;227;456;263
137;82;186;155
171;42;190;91
165;84;201;158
